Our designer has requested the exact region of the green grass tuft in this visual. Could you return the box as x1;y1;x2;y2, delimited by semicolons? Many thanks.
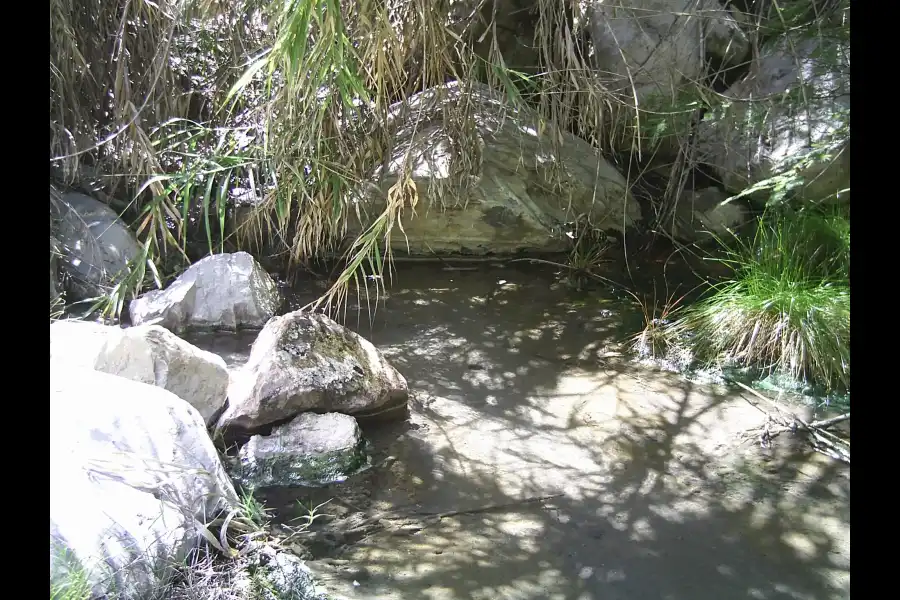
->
674;208;850;392
50;545;93;600
626;287;690;360
237;488;272;529
561;219;614;291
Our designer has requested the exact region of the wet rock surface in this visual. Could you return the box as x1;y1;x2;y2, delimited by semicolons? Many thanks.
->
234;413;370;489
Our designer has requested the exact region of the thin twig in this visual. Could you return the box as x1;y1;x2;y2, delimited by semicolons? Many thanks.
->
293;493;565;543
736;382;850;464
808;413;850;430
415;493;564;520
736;381;799;419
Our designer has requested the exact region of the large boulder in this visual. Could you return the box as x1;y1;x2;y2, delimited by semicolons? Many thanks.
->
234;413;369;489
51;190;142;303
695;32;850;203
218;311;408;435
129;252;281;333
582;0;750;154
348;81;641;255
586;0;749;103
50;320;229;425
50;362;238;600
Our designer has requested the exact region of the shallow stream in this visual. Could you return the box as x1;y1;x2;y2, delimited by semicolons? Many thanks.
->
185;260;850;599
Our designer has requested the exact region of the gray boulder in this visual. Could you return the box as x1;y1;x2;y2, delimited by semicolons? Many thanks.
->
235;413;369;488
52;190;142;303
348;81;641;255
695;33;850;203
218;311;408;435
50;362;238;600
130;252;281;332
586;1;749;103
50;320;229;425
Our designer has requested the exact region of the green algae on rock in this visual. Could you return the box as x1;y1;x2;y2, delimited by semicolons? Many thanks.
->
235;412;371;488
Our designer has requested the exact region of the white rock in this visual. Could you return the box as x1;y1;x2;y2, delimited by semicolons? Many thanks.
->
50;363;238;599
50;320;229;425
219;311;408;435
236;413;368;488
129;252;281;333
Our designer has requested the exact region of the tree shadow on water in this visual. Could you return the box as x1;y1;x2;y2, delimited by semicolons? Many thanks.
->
293;264;849;600
318;399;848;599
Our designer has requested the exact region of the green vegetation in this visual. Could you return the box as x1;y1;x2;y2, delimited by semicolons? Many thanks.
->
238;487;273;529
614;0;851;395
50;0;849;393
672;207;850;393
50;545;93;600
50;295;66;321
49;483;325;599
562;219;615;291
49;0;689;318
627;287;690;360
168;493;332;598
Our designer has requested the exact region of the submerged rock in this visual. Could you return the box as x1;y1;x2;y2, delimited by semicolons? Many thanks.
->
52;190;142;303
235;413;369;488
168;543;326;600
218;311;408;436
129;252;280;333
50;320;229;425
254;550;326;599
50;363;238;600
219;545;326;600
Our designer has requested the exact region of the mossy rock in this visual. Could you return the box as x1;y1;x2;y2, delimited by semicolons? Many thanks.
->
218;311;409;435
235;412;371;488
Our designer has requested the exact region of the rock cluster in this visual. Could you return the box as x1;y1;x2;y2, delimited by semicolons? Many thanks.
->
50;252;406;598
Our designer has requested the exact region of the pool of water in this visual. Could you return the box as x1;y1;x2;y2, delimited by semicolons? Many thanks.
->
187;257;847;542
181;257;848;598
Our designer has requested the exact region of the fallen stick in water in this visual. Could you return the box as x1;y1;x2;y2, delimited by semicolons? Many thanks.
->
289;493;566;544
736;382;850;464
413;493;565;520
